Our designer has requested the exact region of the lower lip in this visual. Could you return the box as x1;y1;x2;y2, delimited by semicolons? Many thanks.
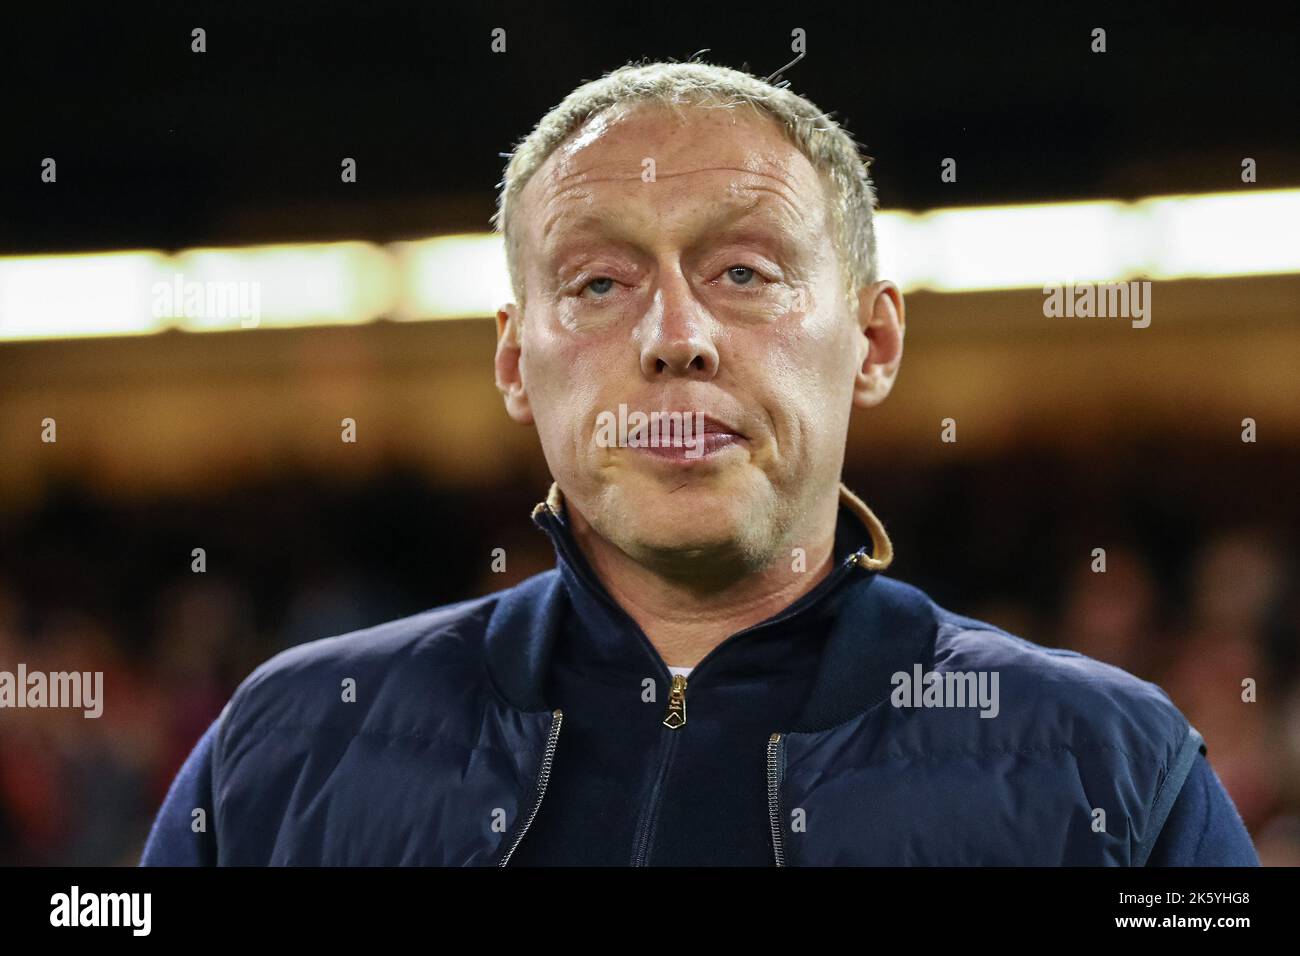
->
628;433;747;463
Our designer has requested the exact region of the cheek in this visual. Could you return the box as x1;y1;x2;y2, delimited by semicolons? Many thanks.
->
746;308;857;449
762;305;856;391
522;320;621;447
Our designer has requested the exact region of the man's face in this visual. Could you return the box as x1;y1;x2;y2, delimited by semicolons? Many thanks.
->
497;101;890;571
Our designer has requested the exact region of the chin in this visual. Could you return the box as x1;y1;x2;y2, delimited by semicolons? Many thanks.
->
626;515;742;559
601;470;773;561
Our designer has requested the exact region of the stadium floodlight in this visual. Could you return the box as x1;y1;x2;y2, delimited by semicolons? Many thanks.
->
170;241;398;332
1;190;1297;341
0;251;172;340
389;233;513;322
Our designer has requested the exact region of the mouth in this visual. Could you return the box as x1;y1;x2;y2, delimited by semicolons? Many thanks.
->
622;411;749;465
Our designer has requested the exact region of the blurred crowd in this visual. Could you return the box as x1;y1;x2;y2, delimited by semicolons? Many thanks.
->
1;455;1297;865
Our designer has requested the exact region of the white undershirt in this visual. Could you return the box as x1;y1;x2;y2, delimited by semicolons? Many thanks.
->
667;665;693;677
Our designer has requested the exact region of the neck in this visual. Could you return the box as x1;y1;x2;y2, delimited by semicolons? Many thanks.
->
566;496;839;669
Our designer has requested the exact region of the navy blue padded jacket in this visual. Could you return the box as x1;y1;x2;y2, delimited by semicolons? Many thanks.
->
141;483;1260;866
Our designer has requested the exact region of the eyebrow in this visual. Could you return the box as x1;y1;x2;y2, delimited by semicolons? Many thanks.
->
540;192;813;260
540;206;624;247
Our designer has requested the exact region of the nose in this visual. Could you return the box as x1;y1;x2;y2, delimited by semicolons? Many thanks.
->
638;277;720;380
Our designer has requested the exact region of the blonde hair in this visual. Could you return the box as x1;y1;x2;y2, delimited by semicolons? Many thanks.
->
492;58;880;309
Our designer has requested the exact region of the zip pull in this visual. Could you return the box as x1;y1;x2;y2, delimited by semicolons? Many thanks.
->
662;674;688;729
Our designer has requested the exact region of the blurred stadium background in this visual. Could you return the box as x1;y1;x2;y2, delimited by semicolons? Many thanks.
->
1;6;1298;865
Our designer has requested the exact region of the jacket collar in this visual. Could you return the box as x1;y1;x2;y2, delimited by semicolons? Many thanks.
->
484;481;936;733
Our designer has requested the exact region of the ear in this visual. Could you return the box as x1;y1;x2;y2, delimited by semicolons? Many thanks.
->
852;280;905;408
494;302;534;425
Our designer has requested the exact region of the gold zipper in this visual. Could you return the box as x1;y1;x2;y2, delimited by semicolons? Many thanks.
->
662;674;688;729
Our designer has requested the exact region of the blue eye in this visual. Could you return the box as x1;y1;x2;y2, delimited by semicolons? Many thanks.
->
726;266;756;285
584;277;614;295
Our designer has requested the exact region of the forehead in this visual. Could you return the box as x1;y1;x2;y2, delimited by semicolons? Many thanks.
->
516;101;831;250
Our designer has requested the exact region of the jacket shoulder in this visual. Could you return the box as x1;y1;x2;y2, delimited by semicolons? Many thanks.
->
929;589;1203;840
871;576;1204;862
866;574;1202;772
236;592;495;695
930;597;1195;742
216;571;559;746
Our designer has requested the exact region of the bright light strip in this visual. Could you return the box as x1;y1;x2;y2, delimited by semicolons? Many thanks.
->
1;190;1297;340
1138;190;1300;279
0;251;171;340
170;241;397;331
879;200;1139;292
390;233;512;321
879;189;1300;291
